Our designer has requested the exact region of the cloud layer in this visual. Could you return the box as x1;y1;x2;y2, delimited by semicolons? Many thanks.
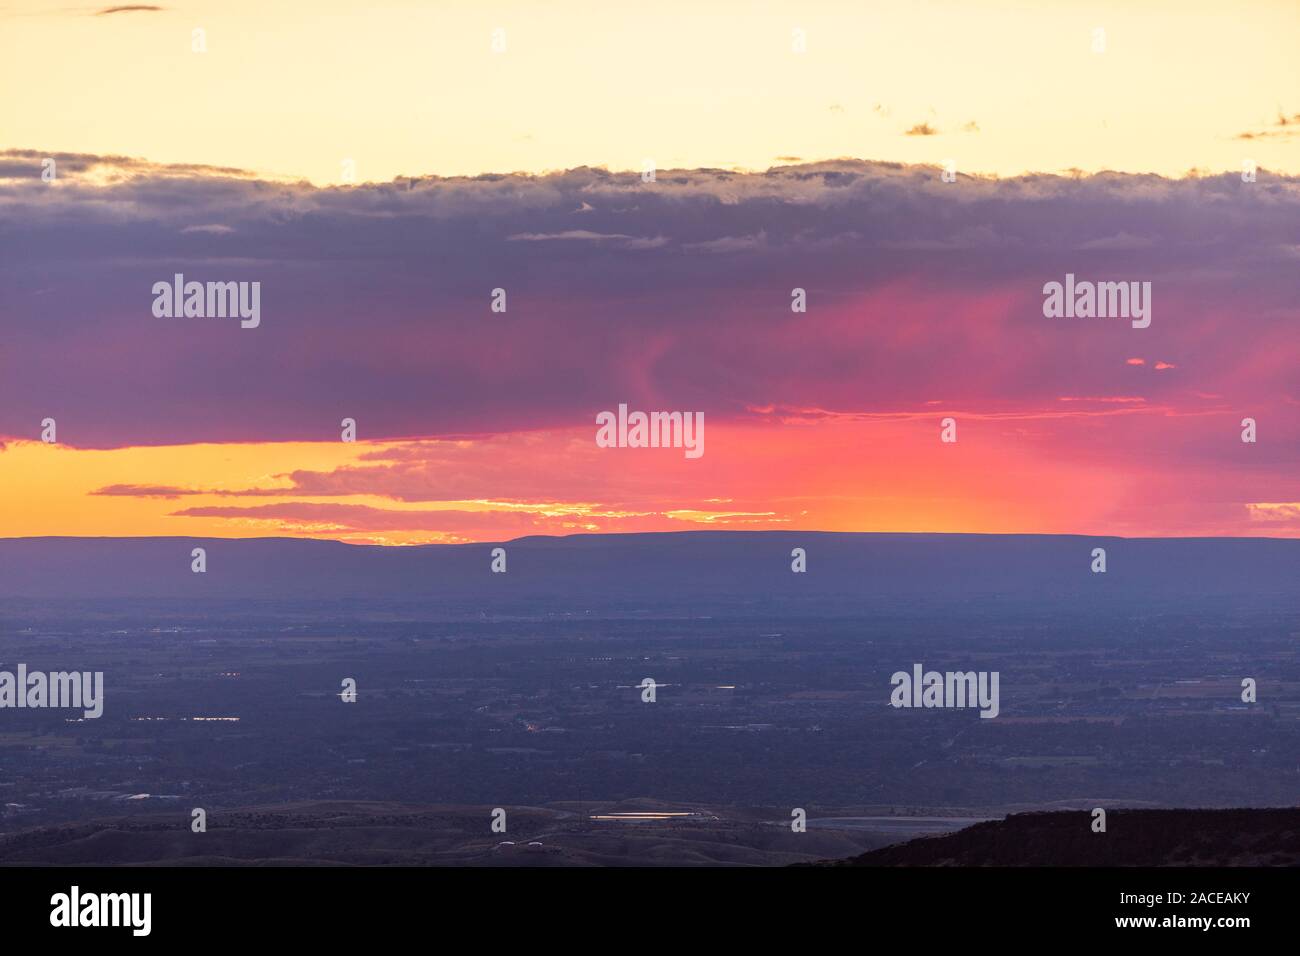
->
2;151;1298;540
3;151;1297;448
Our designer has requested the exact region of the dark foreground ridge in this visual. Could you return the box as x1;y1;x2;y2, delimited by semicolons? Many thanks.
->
6;804;1298;867
825;808;1300;866
0;799;883;867
2;531;1299;602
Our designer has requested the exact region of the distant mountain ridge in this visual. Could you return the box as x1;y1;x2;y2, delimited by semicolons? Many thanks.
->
0;531;1298;603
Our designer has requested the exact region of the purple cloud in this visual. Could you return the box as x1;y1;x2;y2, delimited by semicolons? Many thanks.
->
1;151;1297;452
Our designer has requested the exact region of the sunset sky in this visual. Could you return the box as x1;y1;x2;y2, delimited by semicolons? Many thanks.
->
1;1;1298;543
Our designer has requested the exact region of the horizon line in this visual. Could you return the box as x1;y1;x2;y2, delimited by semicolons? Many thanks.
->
4;529;1300;547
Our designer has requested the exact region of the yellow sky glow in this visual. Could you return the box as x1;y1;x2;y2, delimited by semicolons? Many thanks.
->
2;0;1296;183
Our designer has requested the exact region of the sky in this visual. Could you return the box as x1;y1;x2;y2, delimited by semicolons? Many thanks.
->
1;1;1298;543
2;1;1299;182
